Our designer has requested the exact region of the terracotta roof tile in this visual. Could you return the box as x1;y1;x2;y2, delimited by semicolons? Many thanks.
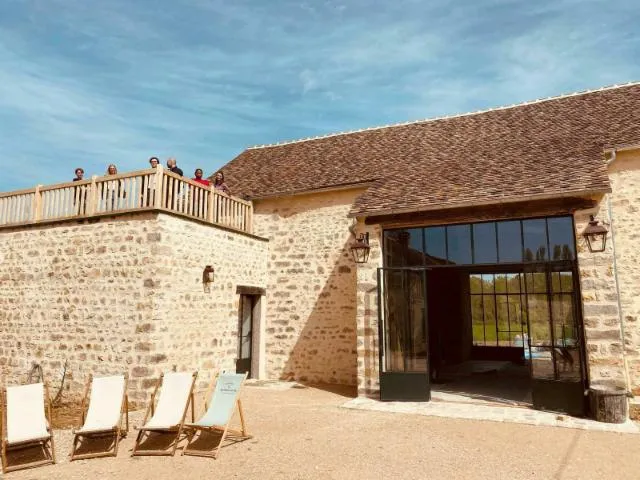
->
221;83;640;216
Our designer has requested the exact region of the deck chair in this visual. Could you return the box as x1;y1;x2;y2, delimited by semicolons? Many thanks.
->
70;374;129;461
1;382;56;473
182;371;251;458
131;371;197;456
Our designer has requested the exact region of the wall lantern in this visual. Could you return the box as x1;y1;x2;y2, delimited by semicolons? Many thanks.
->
582;215;608;253
350;232;371;264
202;265;215;284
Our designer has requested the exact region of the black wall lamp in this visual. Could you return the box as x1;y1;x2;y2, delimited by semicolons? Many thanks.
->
203;265;215;284
582;215;608;253
350;232;371;264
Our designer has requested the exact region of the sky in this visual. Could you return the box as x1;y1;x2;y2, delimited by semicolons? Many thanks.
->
0;0;639;191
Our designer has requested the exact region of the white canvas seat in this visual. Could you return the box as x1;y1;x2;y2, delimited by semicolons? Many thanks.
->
132;371;197;456
1;382;56;473
70;374;129;461
183;371;251;458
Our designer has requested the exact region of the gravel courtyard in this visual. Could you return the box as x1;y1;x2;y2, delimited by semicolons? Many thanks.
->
6;383;640;480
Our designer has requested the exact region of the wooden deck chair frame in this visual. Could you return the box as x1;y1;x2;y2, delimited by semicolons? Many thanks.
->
1;382;56;474
69;373;129;461
182;371;252;459
131;371;197;457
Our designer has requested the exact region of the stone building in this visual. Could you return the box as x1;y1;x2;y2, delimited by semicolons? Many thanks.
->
221;82;640;417
0;82;639;418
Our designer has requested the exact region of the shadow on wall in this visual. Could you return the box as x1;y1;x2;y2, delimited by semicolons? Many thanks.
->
275;238;358;393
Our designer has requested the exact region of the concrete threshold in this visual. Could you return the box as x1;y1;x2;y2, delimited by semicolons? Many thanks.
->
341;394;640;434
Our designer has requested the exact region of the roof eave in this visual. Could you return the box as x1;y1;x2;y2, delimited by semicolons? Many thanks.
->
349;187;611;219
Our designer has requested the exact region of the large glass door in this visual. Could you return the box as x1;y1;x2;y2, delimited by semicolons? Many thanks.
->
524;262;587;416
378;267;430;401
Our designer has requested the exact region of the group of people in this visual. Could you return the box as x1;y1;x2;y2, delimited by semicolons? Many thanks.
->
70;157;232;213
71;157;230;195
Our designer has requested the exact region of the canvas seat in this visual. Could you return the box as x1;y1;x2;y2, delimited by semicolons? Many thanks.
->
183;371;251;458
131;371;197;456
70;374;129;461
1;382;56;473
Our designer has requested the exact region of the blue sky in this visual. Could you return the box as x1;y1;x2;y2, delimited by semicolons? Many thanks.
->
0;0;638;191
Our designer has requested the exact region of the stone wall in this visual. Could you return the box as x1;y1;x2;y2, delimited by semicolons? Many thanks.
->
0;211;268;404
608;149;640;395
140;214;268;396
252;189;364;386
575;207;627;388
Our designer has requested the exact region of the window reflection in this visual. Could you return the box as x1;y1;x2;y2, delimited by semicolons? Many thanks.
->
473;223;497;263
447;224;472;265
523;219;548;262
547;217;575;261
425;227;447;264
497;221;522;263
383;216;575;267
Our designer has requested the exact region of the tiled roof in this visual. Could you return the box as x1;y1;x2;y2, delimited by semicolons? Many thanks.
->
221;82;640;216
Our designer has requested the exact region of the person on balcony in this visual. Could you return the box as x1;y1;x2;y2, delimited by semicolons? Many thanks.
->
192;168;210;186
191;168;209;216
213;171;230;195
166;158;183;176
72;168;87;215
143;157;159;207
165;158;184;209
103;164;126;211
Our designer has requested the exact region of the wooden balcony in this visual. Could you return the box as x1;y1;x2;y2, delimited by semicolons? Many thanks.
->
0;166;253;234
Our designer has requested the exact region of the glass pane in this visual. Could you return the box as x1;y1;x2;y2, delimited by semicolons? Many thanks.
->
552;294;577;347
482;274;494;294
525;272;547;294
496;296;509;345
497;221;522;263
531;347;555;379
384;270;406;372
469;274;483;294
473;222;497;264
547;216;575;261
384;229;425;267
242;297;252;335
506;273;521;293
557;348;581;381
560;272;573;293
495;274;507;294
483;295;496;345
240;337;251;358
425;227;447;265
446;224;472;265
523;219;548;262
406;271;427;372
471;295;485;345
508;295;523;333
527;294;552;346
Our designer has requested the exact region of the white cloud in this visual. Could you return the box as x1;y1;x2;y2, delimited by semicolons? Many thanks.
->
0;0;638;190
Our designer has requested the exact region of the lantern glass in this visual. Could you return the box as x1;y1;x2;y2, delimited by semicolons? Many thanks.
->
350;234;371;264
582;216;608;253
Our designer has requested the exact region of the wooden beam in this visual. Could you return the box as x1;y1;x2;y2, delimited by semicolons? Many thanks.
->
365;197;599;227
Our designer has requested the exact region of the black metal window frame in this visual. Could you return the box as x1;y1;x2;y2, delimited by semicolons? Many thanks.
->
382;214;577;267
470;273;527;347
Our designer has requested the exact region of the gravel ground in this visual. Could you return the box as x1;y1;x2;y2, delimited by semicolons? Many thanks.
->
5;383;640;480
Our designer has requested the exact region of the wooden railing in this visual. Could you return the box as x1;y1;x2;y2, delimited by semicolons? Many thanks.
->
0;166;253;233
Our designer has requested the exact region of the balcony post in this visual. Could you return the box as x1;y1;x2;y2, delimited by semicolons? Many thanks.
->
86;175;98;216
206;185;215;223
33;185;42;222
154;165;164;209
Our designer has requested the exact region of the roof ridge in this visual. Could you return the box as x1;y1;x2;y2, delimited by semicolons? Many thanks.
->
246;81;640;150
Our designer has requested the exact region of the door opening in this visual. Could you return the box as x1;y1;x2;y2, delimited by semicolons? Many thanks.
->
236;294;258;376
